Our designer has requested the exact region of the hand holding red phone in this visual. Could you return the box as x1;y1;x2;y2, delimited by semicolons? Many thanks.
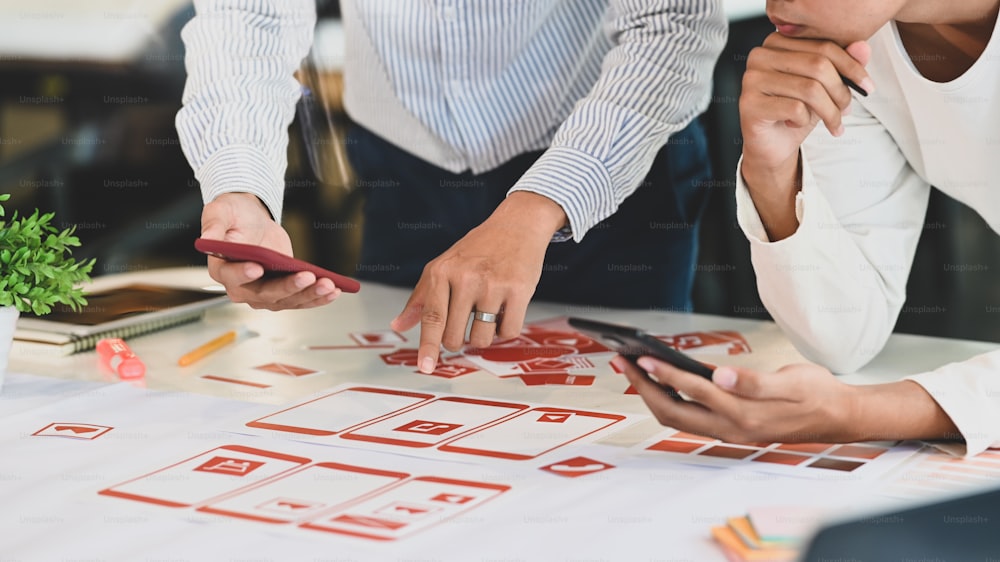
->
199;193;344;310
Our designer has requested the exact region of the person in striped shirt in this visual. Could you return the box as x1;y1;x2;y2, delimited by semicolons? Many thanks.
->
177;0;727;373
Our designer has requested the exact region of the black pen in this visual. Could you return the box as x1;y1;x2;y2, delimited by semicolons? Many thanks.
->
840;74;868;97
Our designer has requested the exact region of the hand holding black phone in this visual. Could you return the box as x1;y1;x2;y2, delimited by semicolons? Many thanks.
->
194;238;361;293
568;317;714;400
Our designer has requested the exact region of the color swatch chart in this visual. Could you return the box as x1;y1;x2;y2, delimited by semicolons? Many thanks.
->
641;430;916;478
880;447;1000;499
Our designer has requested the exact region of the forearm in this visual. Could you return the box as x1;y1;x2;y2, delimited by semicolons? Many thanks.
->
848;380;959;442
740;151;801;241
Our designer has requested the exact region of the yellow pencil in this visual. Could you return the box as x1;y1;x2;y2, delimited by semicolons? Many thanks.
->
178;330;237;366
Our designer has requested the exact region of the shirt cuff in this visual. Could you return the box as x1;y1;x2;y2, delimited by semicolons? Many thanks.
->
508;146;613;243
734;155;806;244
904;356;1000;457
196;144;285;223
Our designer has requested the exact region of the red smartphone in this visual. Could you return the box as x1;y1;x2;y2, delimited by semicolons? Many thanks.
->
194;238;361;293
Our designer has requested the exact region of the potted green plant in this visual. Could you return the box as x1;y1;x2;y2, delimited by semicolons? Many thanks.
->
0;193;95;389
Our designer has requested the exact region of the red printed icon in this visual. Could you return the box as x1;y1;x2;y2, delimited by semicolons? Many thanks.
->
464;340;574;362
517;373;595;386
33;423;113;440
257;497;326;514
193;456;265;476
394;420;463;436
537;412;572;423
376;502;440;519
350;330;406;346
254;363;318;377
531;331;608;355
541;456;615;478
517;357;581;373
380;348;420;367
425;363;478;378
656;330;751;355
431;493;475;504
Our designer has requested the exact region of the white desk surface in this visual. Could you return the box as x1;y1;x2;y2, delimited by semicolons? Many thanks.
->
3;267;997;561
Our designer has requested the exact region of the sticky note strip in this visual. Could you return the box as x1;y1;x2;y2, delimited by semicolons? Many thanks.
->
728;516;769;548
747;506;830;543
711;525;797;561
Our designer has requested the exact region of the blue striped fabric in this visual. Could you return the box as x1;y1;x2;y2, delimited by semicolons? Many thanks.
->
177;0;726;239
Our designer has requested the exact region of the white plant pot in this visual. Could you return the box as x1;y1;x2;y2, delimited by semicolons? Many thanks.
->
0;306;19;393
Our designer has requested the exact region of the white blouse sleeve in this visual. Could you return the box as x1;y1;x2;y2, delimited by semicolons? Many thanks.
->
735;100;1000;456
735;99;931;374
905;351;1000;457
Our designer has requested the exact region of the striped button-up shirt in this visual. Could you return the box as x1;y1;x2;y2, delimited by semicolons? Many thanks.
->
177;0;726;240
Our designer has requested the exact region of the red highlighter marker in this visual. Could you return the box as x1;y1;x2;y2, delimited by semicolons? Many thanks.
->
97;338;146;379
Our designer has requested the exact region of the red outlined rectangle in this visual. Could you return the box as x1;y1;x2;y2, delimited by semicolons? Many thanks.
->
349;330;407;346
300;476;509;541
246;387;434;436
201;375;271;388
438;407;626;460
339;397;528;448
198;462;409;524
33;422;113;440
98;445;311;508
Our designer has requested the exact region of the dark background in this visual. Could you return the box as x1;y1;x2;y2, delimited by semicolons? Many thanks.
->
1;4;997;344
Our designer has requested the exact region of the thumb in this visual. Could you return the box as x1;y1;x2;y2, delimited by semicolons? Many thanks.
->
200;218;227;241
200;204;231;241
845;40;871;66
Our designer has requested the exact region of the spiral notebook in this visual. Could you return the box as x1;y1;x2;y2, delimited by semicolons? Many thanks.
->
13;283;230;356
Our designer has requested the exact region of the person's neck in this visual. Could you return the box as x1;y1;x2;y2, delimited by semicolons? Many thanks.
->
895;0;999;82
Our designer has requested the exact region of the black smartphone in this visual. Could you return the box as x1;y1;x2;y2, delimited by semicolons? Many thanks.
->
568;317;714;400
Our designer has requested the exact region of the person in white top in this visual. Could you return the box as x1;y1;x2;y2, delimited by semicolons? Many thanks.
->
615;0;1000;456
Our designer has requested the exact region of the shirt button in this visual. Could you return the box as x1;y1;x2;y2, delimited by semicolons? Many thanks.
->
441;6;456;21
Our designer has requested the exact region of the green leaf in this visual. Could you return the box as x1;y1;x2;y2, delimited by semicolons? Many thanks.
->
0;194;94;316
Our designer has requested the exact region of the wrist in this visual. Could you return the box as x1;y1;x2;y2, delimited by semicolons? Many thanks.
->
848;381;959;442
495;191;569;238
740;152;802;241
214;192;273;220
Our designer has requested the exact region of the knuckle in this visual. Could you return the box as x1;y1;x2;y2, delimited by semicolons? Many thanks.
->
421;309;447;327
421;258;446;279
745;48;767;68
803;53;829;75
803;79;826;101
736;416;764;439
817;42;841;61
441;336;464;352
469;334;493;349
790;100;811;121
